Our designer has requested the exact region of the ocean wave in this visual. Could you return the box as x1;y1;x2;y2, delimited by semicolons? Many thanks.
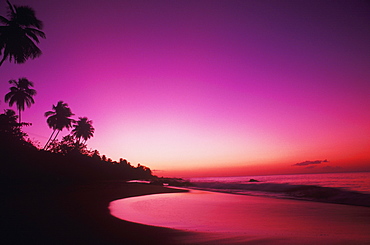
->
190;181;370;207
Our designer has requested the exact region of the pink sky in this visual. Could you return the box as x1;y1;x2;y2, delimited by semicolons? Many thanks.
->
1;0;369;177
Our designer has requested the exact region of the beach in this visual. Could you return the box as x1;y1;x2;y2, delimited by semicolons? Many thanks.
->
3;182;370;244
111;188;370;244
1;182;190;244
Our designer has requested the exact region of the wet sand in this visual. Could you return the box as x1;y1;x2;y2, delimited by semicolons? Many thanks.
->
111;188;370;244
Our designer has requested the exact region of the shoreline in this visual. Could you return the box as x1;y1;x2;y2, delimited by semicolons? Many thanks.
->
111;187;370;244
3;181;370;244
1;182;192;244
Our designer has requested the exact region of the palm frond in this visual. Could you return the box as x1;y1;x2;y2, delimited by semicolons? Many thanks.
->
8;96;16;106
0;2;44;66
0;15;10;24
44;111;55;117
25;28;46;41
18;77;34;86
4;92;12;102
6;1;16;16
13;5;43;29
8;79;17;85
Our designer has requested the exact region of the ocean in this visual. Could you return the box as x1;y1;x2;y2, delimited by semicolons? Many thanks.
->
187;172;370;207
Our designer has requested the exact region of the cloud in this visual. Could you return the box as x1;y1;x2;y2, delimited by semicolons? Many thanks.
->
293;159;329;166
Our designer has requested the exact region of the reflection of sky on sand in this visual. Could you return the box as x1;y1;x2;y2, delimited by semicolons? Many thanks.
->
110;189;370;243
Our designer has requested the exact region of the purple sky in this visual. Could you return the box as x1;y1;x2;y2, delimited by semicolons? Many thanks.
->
1;0;369;177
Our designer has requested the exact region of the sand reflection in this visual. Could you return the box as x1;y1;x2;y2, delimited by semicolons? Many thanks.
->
110;189;370;244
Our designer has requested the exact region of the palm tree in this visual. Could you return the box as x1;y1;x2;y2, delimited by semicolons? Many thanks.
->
71;117;95;144
44;101;74;150
4;77;36;123
0;1;45;66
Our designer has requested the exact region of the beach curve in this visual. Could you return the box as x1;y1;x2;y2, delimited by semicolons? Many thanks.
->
110;188;370;244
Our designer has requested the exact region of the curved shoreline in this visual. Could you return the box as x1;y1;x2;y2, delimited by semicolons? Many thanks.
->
4;182;370;244
111;187;370;245
1;182;192;244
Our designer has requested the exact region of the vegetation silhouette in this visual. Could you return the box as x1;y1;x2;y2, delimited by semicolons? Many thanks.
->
0;97;174;187
71;117;95;144
0;109;155;185
0;109;30;143
4;77;36;123
0;1;45;66
44;101;74;150
48;134;88;156
1;3;186;244
1;78;157;184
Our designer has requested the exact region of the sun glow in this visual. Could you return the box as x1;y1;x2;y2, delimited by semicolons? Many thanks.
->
1;0;369;177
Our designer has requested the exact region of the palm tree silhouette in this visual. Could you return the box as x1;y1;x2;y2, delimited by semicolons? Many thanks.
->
4;78;36;124
0;0;45;66
71;117;95;144
44;101;74;150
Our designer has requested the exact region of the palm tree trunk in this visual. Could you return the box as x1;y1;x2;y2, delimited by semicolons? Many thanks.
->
18;108;21;124
45;130;60;151
52;130;61;143
44;129;56;150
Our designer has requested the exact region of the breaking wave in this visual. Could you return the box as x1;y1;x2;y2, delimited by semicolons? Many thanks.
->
190;181;370;207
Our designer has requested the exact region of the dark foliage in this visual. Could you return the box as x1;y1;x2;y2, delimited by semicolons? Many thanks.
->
0;109;32;146
4;77;36;123
0;112;155;185
0;1;45;66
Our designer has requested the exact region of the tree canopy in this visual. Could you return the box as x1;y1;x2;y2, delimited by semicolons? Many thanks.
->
0;1;45;66
4;77;36;123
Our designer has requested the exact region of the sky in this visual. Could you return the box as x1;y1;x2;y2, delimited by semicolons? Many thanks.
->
1;0;369;177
